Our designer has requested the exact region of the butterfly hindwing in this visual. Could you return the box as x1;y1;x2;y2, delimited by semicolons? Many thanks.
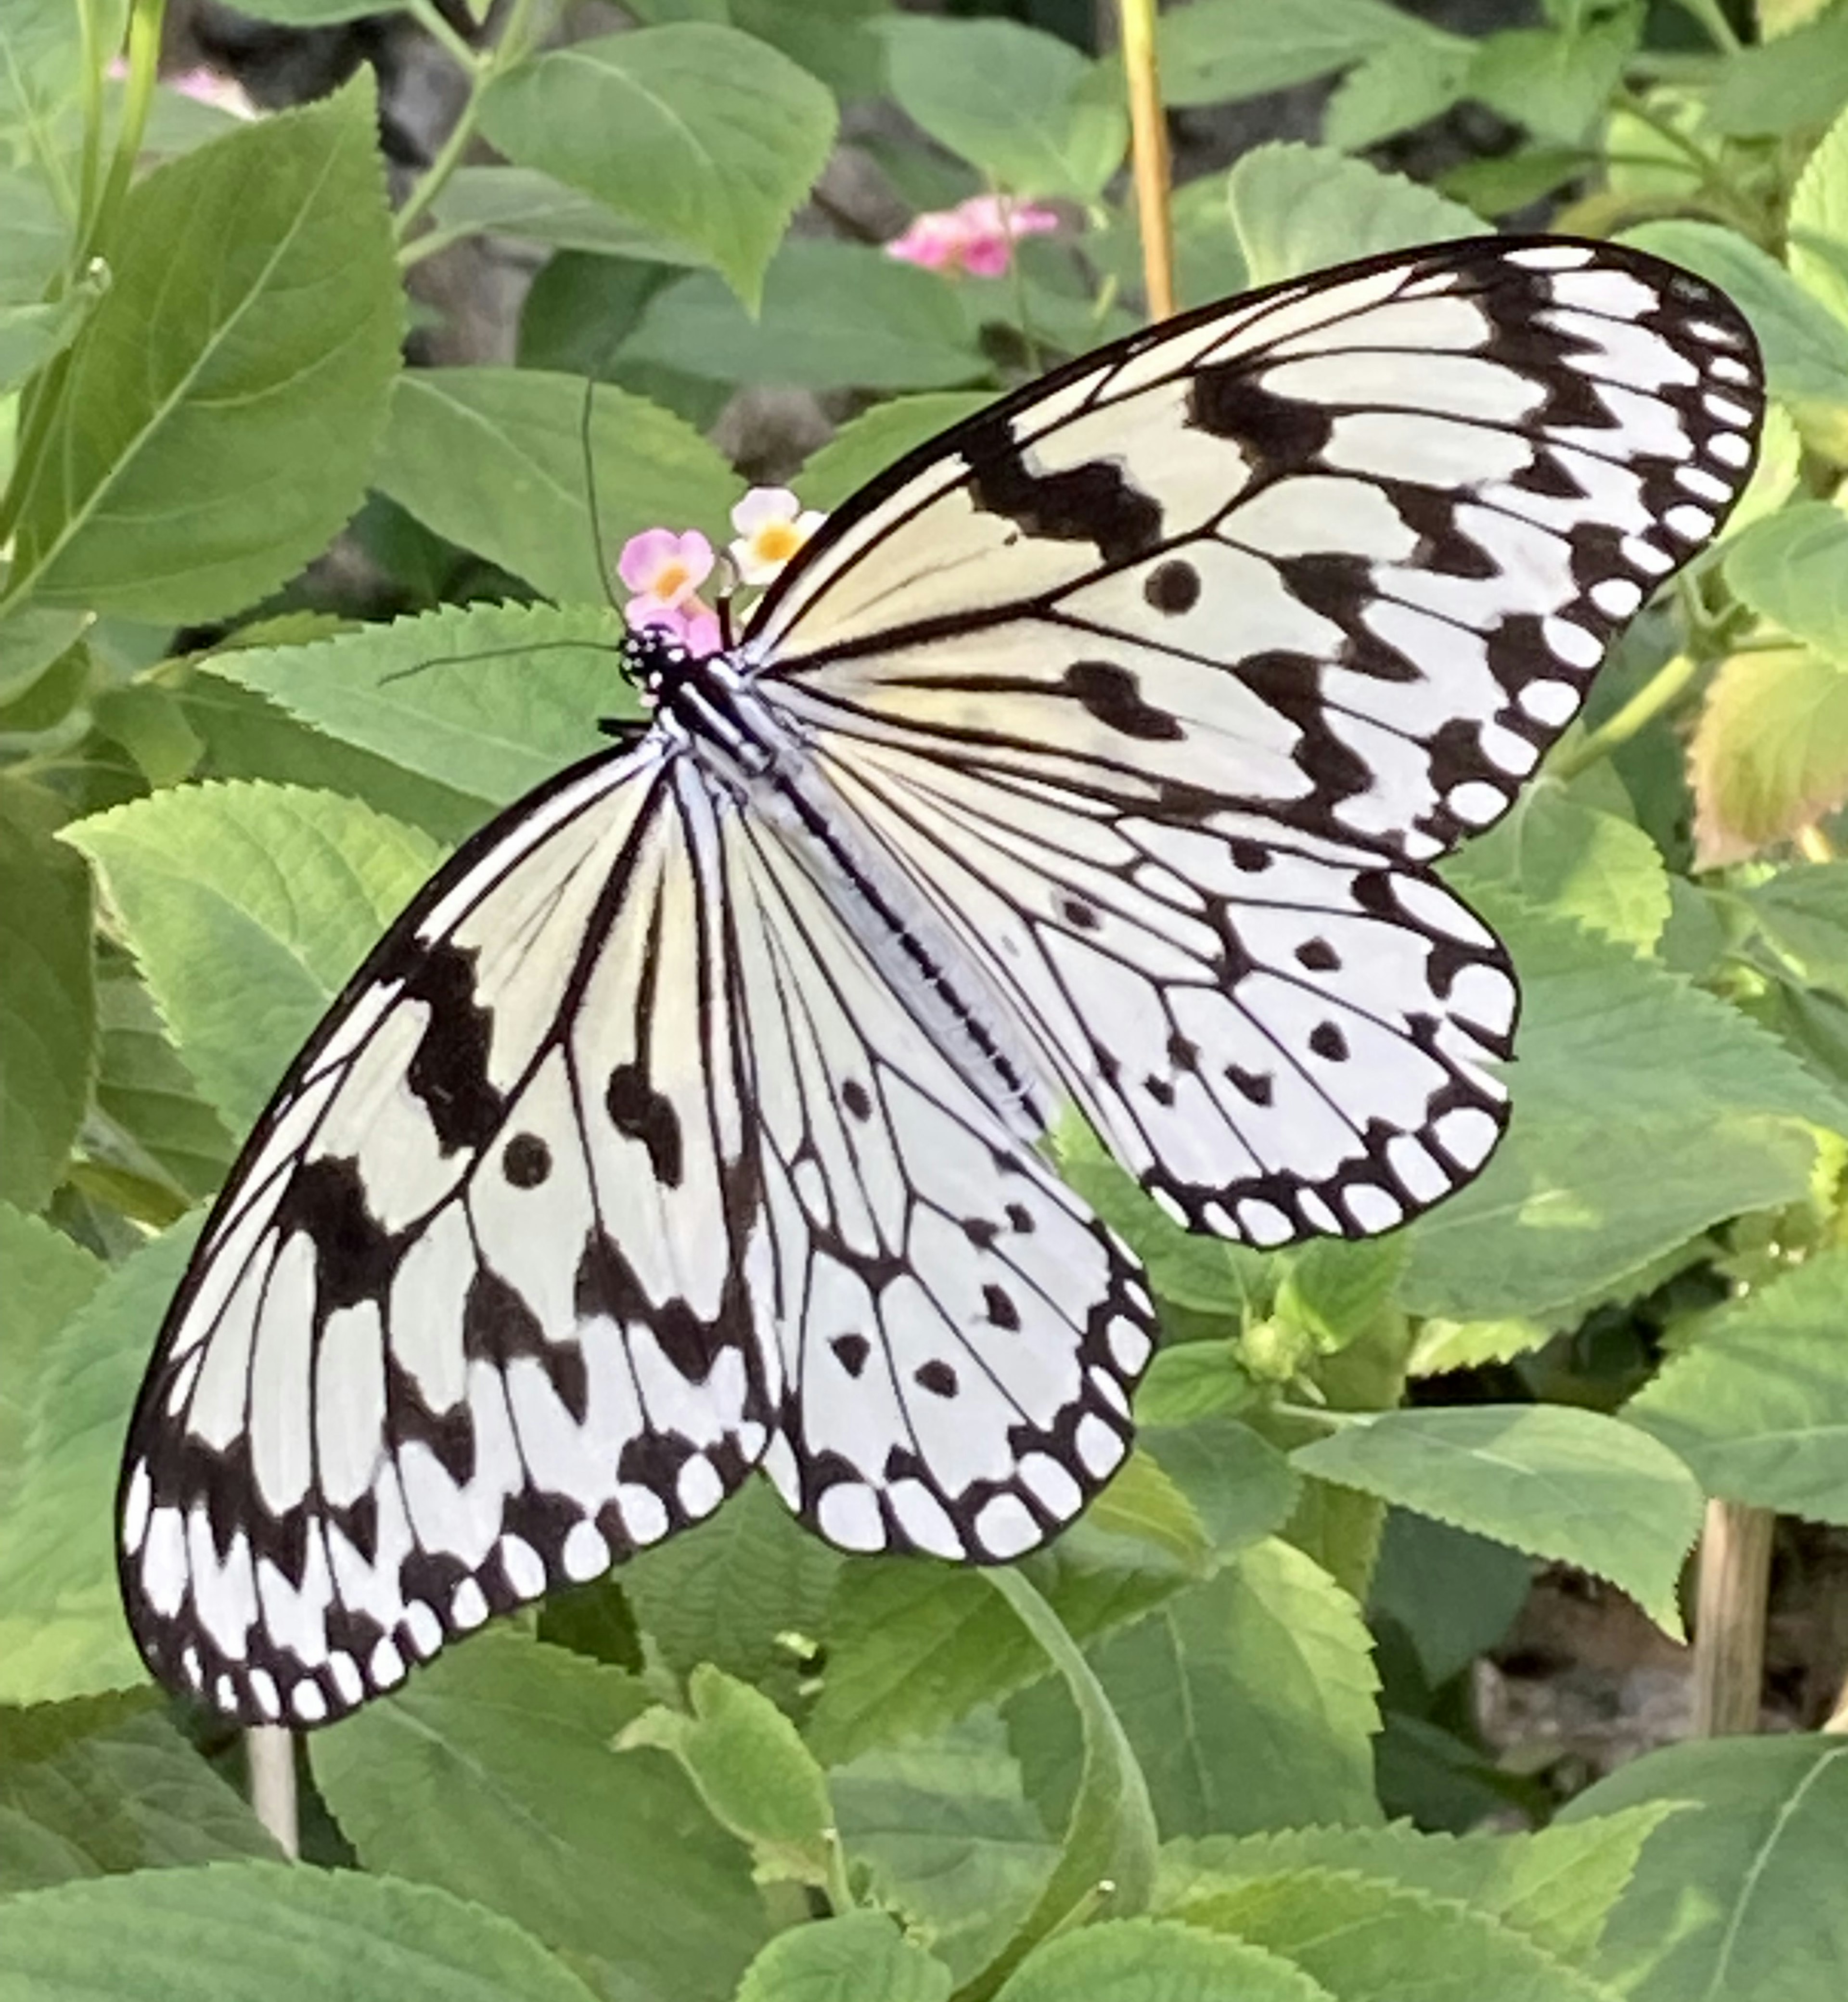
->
750;237;1760;861
118;746;776;1727
721;805;1155;1559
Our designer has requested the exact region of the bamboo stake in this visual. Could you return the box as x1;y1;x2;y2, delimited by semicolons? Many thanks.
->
1118;0;1175;321
1690;1499;1774;1736
247;1725;300;1858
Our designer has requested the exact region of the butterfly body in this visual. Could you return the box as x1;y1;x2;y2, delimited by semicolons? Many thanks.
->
118;237;1764;1728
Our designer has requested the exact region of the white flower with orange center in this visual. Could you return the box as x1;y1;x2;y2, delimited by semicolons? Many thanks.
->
729;488;827;587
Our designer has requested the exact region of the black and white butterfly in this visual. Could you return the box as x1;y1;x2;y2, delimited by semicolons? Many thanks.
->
118;237;1762;1728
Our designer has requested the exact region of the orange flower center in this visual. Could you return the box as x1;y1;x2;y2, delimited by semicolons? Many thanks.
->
652;559;693;600
754;522;803;562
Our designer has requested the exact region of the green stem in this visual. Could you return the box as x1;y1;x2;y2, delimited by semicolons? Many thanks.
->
88;0;166;264
395;0;544;246
404;0;479;73
998;188;1043;375
1676;0;1742;54
1551;651;1699;781
74;0;112;239
1609;88;1766;240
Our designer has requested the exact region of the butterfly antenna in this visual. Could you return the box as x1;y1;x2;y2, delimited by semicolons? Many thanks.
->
578;323;636;620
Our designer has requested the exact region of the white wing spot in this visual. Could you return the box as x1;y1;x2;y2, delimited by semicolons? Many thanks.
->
678;1455;724;1518
249;1668;281;1720
1542;617;1604;669
1020;1453;1083;1518
1344;1183;1404;1233
1590;577;1643;618
1237;1199;1295;1247
1435;1106;1501;1168
819;1482;886;1551
451;1578;489;1630
329;1652;364;1707
370;1636;407;1689
1076;1414;1125;1478
291;1681;329;1724
499;1533;546;1599
562;1520;611;1581
1106;1316;1152;1374
1519;679;1578;726
122;1461;152;1555
404;1601;443;1658
620;1485;670;1545
1708;431;1751;467
976;1494;1042;1559
1448;781;1506;826
1386;1135;1451;1202
1664;503;1716;541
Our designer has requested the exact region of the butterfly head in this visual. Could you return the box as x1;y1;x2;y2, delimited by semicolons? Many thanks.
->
621;621;701;706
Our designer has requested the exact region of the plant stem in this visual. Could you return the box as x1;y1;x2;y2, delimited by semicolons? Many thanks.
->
404;0;480;74
1118;0;1174;321
1675;0;1742;54
1691;1498;1773;1735
74;0;112;238
89;0;167;264
1551;651;1698;780
395;0;544;248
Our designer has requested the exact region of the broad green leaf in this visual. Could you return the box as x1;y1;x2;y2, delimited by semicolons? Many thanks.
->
429;165;709;261
1158;0;1455;107
0;1691;277;1892
1291;1404;1702;1636
1141;1418;1299;1557
1369;1509;1531;1687
0;281;98;398
621;1665;835;1886
829;1710;1057;1987
1439;147;1583;220
0;816;93;1211
310;1632;769;2002
1228;142;1481;288
997;1919;1328;2002
1563;1734;1848;2002
622;239;987;392
879;16;1125;200
480;26;836;308
1466;19;1635;144
0;168;69;307
1706;0;1848;135
1079;1451;1213;1578
1622;222;1848;408
1407;1316;1553;1375
1172;1866;1619;2000
7;77;403;623
1133;1343;1260;1425
209;603;632;807
0;2;121;157
0;1860;603;2002
0;1221;197;1706
1277;1234;1405;1349
796;393;995;512
1689;645;1848;866
1725;502;1848;656
0;604;87;708
1156;1804;1679;1967
1743;860;1848;986
1626;1247;1848;1524
1083;1540;1381;1836
0;1205;101;1524
624;1477;840;1697
1323;36;1474;151
737;1913;952;2002
1452;781;1671;951
1790;99;1848;328
374;369;739;609
1402;893;1845;1322
66;783;443;1132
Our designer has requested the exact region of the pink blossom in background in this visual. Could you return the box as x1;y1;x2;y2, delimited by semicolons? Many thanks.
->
617;526;713;630
729;487;826;586
886;194;1061;279
109;58;259;120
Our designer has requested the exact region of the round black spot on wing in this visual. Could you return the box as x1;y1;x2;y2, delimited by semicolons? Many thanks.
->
1309;1022;1349;1062
841;1079;873;1121
1004;1203;1034;1233
1296;938;1340;972
832;1334;871;1378
914;1360;959;1398
1063;896;1100;930
983;1283;1021;1332
502;1132;552;1188
1143;558;1201;614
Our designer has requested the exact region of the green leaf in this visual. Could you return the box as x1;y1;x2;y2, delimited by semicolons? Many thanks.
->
480;26;837;309
1452;780;1671;952
208;603;631;808
65;783;444;1131
737;1914;952;2002
0;1692;278;1892
1564;1734;1848;2001
0;1221;196;1707
1277;1235;1405;1349
1689;645;1848;866
1626;1247;1848;1525
1439;147;1583;220
1402;894;1844;1323
1322;36;1474;151
0;1204;101;1525
1172;1866;1620;2000
622;239;987;392
0;1860;604;2002
1141;1419;1299;1557
621;1664;836;1886
1133;1343;1260;1424
998;1918;1329;2002
7;77;403;624
879;16;1125;200
1742;860;1848;986
828;1710;1058;1987
0;604;87;708
1369;1510;1532;1687
1158;0;1455;108
1157;1804;1679;1968
0;167;71;307
1083;1540;1381;1837
1622;221;1848;408
1466;19;1635;144
0;2;121;157
0;278;99;398
624;1477;841;1697
1407;1316;1553;1376
1725;502;1848;656
797;393;995;513
1706;0;1848;137
1790;100;1848;329
428;165;710;261
1227;142;1482;288
310;1632;769;2002
0;816;93;1211
374;369;740;609
1291;1404;1702;1636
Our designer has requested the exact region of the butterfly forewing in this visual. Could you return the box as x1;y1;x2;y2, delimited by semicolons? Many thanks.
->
119;746;777;1728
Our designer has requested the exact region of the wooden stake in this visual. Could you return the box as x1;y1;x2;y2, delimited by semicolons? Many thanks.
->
1118;0;1175;321
247;1725;300;1858
1691;1499;1774;1736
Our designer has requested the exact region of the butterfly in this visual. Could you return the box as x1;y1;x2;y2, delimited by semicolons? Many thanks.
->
118;236;1763;1728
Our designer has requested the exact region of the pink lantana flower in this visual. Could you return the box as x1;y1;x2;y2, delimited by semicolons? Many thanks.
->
618;527;722;656
729;487;826;587
886;194;1061;279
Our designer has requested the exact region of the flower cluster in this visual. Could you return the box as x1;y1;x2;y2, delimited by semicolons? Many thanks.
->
885;194;1060;279
109;58;260;121
616;488;826;657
